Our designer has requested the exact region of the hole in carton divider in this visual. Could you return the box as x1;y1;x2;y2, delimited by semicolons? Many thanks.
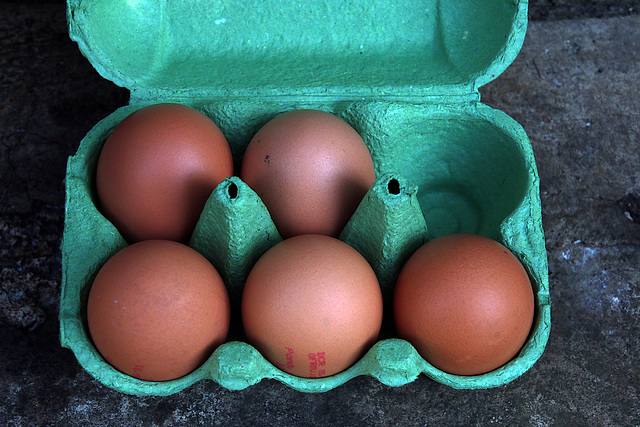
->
227;182;238;199
387;179;400;195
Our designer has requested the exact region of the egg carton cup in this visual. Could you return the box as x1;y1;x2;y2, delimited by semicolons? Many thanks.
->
60;0;551;395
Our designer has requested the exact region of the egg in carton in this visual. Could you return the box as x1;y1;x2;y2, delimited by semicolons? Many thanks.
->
60;0;551;394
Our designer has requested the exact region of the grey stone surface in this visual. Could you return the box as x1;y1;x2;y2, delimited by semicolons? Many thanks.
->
1;2;639;426
529;0;639;20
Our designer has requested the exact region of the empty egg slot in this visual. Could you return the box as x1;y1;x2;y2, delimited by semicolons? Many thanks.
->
345;101;531;240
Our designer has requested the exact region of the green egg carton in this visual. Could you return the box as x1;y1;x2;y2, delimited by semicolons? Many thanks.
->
60;0;551;395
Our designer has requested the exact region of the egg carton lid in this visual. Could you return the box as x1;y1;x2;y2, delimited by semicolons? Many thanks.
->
67;0;528;102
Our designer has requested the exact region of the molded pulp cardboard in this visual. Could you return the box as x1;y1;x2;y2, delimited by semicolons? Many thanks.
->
60;0;551;394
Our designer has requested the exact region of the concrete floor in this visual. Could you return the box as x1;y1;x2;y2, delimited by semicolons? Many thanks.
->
1;3;639;426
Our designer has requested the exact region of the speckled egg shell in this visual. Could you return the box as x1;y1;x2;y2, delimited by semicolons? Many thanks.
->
87;240;231;381
241;234;383;378
96;103;233;243
393;233;535;376
240;109;376;239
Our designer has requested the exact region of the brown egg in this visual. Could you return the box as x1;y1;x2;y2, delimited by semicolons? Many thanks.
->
240;109;375;238
393;233;534;376
87;240;230;381
241;234;383;378
96;103;233;243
